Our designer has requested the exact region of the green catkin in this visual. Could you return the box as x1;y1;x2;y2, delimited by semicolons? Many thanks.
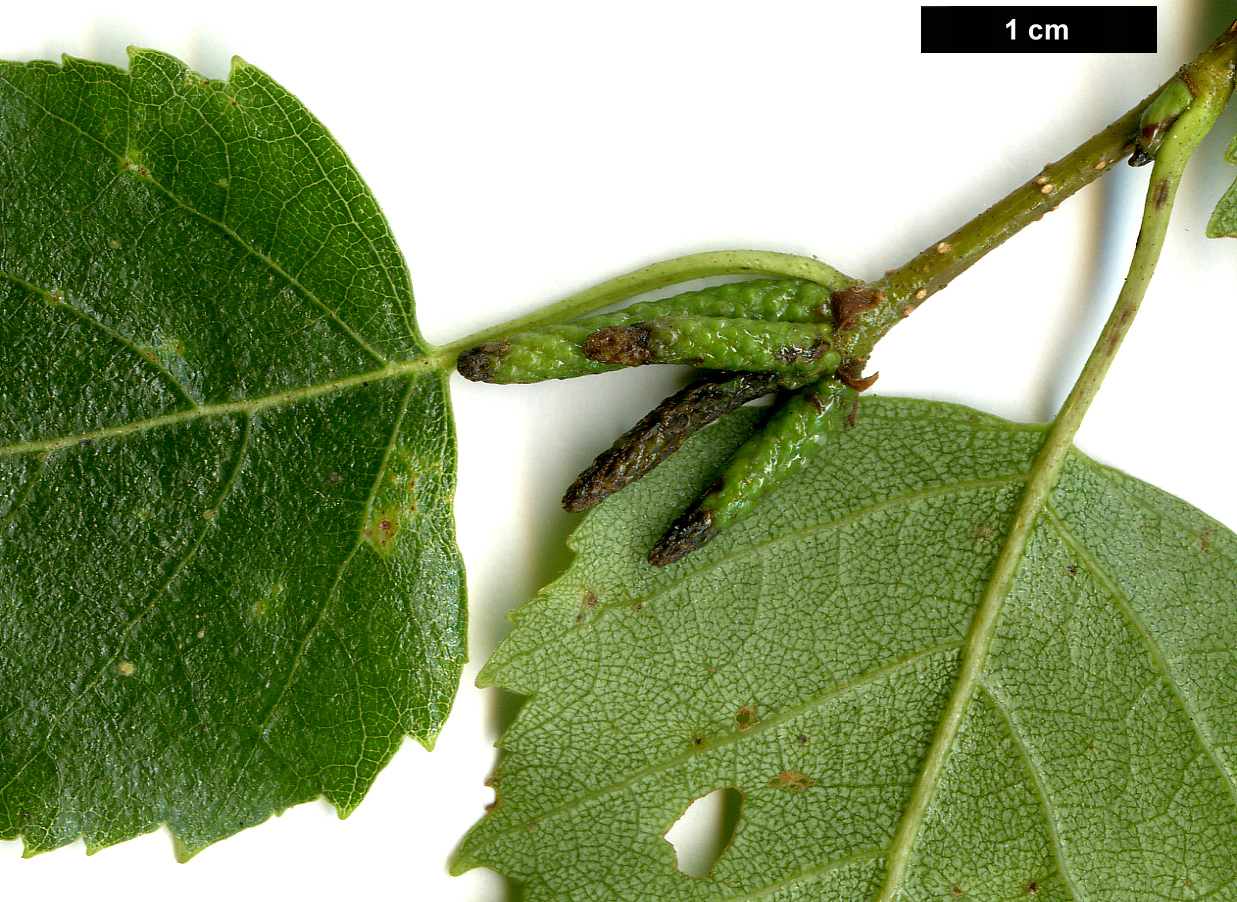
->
562;371;784;512
455;279;839;383
648;378;858;566
583;315;839;378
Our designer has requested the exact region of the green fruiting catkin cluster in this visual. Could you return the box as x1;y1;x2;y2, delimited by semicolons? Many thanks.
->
456;279;837;383
583;315;839;377
456;264;873;566
562;371;784;512
648;378;859;566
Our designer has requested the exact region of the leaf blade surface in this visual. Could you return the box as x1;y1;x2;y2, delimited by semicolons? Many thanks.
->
455;399;1237;901
0;50;464;856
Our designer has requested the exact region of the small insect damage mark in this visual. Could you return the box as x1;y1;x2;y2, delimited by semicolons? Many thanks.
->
1153;178;1171;210
137;333;191;370
364;506;404;555
950;884;966;899
766;770;817;791
665;787;743;879
972;522;994;550
119;150;152;180
250;579;286;621
575;589;602;623
1025;880;1039;895
118;661;136;677
734;705;759;731
363;457;426;555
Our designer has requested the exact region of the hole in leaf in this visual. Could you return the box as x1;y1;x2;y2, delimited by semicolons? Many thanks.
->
665;787;743;878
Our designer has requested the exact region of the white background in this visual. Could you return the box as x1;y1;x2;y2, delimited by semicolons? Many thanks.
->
3;1;1235;900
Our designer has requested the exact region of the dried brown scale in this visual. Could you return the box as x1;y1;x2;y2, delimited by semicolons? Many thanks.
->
562;371;782;512
772;338;833;367
830;286;885;332
583;316;839;376
456;340;507;382
582;325;654;367
837;356;879;391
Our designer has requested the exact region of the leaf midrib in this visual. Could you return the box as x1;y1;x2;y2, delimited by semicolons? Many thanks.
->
0;357;442;455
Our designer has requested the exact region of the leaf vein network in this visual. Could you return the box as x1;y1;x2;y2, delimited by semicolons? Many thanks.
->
1043;505;1237;820
0;412;252;802
500;471;1029;673
249;377;416;784
486;641;961;842
977;682;1084;901
0;68;389;365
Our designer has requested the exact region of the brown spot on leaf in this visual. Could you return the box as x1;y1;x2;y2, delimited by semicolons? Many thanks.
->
766;771;817;791
735;706;758;730
364;506;403;555
973;523;994;550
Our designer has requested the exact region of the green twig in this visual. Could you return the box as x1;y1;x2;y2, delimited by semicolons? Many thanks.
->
836;21;1237;366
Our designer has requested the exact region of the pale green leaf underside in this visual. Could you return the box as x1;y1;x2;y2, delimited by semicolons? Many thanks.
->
1206;125;1237;237
0;51;464;857
455;399;1237;902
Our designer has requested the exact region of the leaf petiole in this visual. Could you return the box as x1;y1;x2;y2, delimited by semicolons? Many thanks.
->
875;48;1236;902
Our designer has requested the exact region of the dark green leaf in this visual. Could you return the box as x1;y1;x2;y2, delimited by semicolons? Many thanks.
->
455;399;1237;901
0;50;464;858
